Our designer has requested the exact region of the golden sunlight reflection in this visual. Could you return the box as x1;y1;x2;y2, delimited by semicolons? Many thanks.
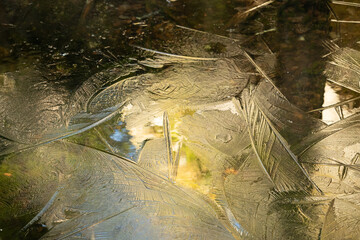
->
175;146;213;197
121;101;238;198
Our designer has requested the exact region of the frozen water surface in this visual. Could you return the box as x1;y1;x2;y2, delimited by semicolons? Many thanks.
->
0;0;360;239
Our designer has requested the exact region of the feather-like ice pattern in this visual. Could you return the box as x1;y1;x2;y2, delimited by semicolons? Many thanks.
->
86;58;249;113
179;108;250;172
178;108;250;233
234;82;322;193
0;64;143;156
320;194;360;240
137;112;174;181
294;112;360;157
137;54;207;69
67;64;144;115
224;151;276;239
0;141;236;240
178;85;327;237
138;138;170;179
224;116;360;240
224;150;331;240
0;25;256;156
324;45;360;93
224;110;360;239
249;81;326;147
299;113;360;195
226;0;275;27
0;69;68;145
40;64;144;142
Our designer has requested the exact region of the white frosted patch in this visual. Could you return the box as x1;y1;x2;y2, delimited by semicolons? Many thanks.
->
322;83;340;124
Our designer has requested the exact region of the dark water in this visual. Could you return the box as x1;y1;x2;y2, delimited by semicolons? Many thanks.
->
1;0;360;239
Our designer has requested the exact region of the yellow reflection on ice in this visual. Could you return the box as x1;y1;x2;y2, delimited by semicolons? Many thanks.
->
174;145;214;198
